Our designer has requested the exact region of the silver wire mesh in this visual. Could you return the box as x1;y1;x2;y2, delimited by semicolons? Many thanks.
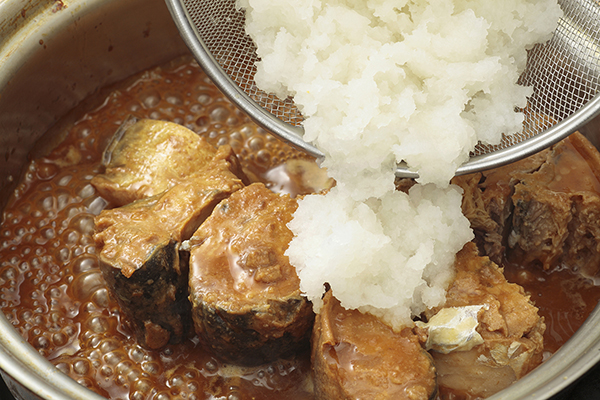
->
181;0;304;127
178;0;600;158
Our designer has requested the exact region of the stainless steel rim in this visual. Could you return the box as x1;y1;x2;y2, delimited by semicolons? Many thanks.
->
164;0;325;160
0;313;106;400
165;0;600;178
451;91;600;178
0;0;599;398
488;301;600;399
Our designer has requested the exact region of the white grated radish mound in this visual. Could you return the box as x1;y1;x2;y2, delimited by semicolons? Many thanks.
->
238;0;562;329
286;184;474;328
238;0;562;185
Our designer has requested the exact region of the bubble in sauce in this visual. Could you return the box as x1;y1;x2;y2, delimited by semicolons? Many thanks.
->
0;55;319;400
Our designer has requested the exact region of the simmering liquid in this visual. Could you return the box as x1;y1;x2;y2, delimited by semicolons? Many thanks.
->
0;56;314;400
1;55;599;400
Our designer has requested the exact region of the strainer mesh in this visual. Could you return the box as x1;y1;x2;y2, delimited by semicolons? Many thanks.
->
181;0;600;157
182;0;304;126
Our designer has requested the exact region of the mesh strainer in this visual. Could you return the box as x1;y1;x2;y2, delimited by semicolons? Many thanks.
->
165;0;600;178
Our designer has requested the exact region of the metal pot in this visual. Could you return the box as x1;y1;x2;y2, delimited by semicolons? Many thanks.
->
0;0;599;399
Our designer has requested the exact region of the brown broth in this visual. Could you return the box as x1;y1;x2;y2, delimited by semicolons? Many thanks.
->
1;54;600;400
0;56;316;400
503;260;600;354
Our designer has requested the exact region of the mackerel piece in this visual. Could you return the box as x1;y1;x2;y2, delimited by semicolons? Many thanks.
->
188;183;314;366
92;117;248;206
94;153;244;349
312;291;437;400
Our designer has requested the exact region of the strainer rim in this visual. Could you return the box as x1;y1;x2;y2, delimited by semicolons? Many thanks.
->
164;0;600;180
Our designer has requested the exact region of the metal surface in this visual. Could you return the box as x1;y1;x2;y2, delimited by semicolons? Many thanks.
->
165;0;600;177
0;0;188;397
1;0;600;398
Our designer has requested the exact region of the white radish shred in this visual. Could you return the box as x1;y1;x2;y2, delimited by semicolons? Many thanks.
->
238;0;562;329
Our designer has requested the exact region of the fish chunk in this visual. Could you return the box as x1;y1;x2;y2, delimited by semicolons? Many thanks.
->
188;183;314;366
94;157;244;349
312;290;437;400
92;118;247;206
423;242;545;398
508;132;600;277
454;132;600;279
451;148;549;264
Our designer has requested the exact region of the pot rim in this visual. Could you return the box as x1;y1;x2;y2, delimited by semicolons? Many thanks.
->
1;0;600;399
0;1;107;398
0;312;106;400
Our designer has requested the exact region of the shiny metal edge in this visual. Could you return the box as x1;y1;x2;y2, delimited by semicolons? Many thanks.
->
0;0;187;396
396;93;600;179
455;92;600;176
489;301;600;399
164;0;325;160
0;2;107;399
0;0;598;398
166;0;600;179
0;313;105;400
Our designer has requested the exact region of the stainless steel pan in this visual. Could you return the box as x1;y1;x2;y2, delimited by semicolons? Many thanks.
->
1;0;599;398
